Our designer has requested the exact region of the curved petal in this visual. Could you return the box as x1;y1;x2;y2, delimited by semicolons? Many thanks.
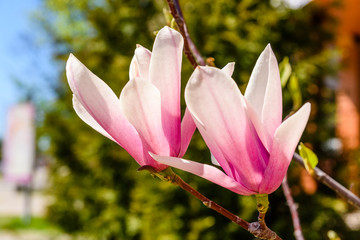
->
259;103;311;194
73;95;116;142
150;153;255;195
149;26;184;154
185;66;269;191
191;114;239;180
178;108;196;157
245;44;282;149
120;78;171;156
129;55;138;80
136;45;152;79
221;62;235;76
66;54;145;165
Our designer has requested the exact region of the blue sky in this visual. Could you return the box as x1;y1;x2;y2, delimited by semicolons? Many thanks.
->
0;0;58;139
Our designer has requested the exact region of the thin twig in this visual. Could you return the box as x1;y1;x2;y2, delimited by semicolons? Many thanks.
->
293;153;360;209
166;0;206;67
140;166;283;239
282;176;305;240
172;173;282;240
173;174;249;229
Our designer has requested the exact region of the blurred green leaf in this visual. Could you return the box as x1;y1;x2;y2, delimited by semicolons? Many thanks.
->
279;56;292;87
288;73;302;111
298;142;319;174
327;230;341;240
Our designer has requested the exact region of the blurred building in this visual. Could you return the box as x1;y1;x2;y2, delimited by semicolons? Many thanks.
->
315;0;360;195
317;0;360;150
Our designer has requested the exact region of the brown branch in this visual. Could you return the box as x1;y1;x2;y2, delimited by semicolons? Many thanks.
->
140;166;283;239
293;153;360;209
166;0;206;68
172;173;283;240
248;222;282;240
282;176;305;240
168;170;249;229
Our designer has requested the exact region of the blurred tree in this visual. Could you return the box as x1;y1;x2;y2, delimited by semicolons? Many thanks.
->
38;0;359;239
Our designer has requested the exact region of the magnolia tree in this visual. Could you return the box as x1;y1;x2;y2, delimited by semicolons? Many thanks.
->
63;1;359;239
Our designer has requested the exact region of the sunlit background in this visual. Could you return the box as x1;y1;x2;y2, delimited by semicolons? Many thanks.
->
1;0;360;239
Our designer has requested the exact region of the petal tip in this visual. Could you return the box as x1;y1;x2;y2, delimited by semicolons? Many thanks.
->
300;102;311;116
67;53;76;65
66;53;81;71
303;102;312;116
158;25;183;43
221;62;235;76
265;43;272;52
263;44;275;59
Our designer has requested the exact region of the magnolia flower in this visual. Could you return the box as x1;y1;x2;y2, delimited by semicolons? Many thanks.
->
66;26;196;171
151;45;311;195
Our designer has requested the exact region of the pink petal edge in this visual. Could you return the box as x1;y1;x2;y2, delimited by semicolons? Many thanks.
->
185;66;268;191
259;103;311;193
244;44;282;149
73;95;116;142
178;108;197;157
66;54;145;165
134;45;152;80
120;78;171;157
149;26;184;154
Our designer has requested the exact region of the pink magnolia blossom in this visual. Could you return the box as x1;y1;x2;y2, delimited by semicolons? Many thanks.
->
66;26;196;171
151;45;311;194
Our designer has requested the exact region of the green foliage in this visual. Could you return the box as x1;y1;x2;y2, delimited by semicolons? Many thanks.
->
327;230;341;240
288;73;302;111
299;142;319;175
279;56;292;87
37;0;359;239
0;216;61;232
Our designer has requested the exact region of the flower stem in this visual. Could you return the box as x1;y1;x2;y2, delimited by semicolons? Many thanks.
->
248;194;282;240
255;194;269;226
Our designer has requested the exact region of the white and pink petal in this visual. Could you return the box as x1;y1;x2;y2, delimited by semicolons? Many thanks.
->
149;26;184;153
134;45;152;80
73;95;116;142
259;103;311;194
185;66;269;191
221;62;235;76
245;44;282;149
120;78;171;156
178;108;196;157
66;54;145;165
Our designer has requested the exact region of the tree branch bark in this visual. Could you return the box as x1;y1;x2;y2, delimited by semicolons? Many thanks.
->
170;171;283;240
166;0;206;67
140;166;283;239
282;176;305;240
293;153;360;209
